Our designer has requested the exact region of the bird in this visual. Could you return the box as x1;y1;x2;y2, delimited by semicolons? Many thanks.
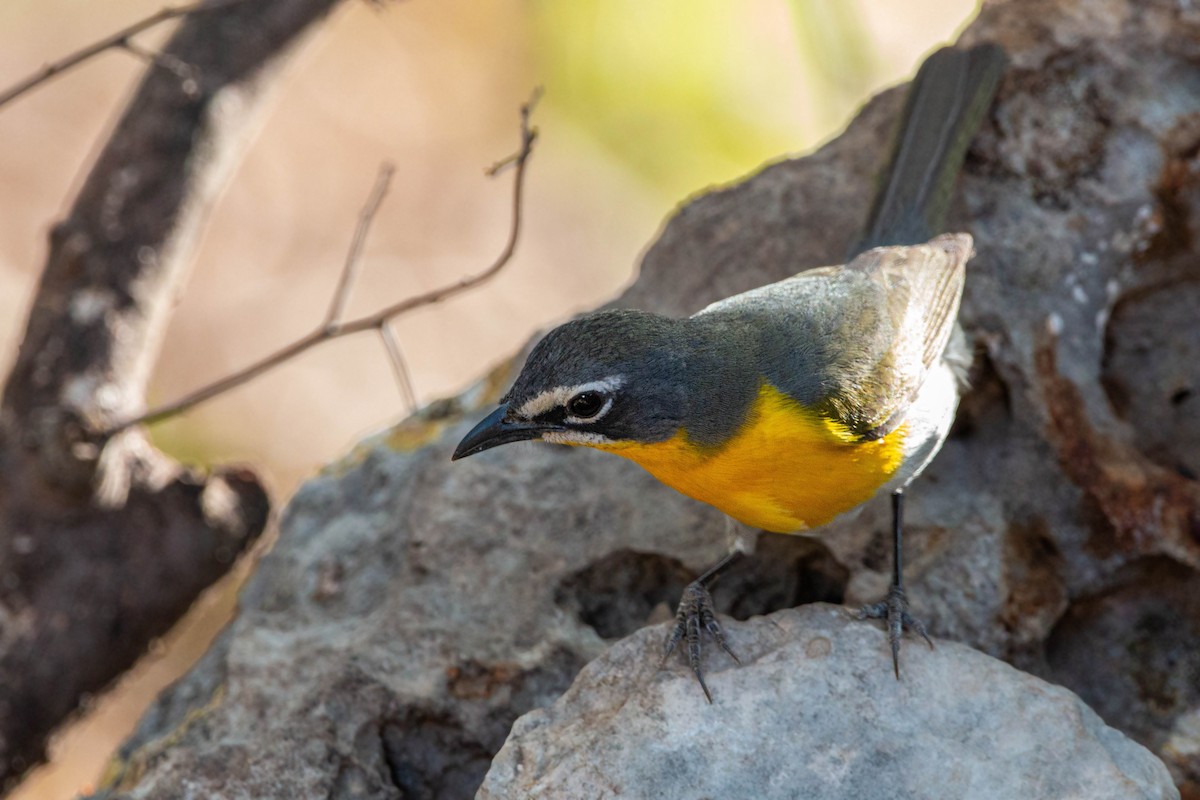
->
453;43;1007;702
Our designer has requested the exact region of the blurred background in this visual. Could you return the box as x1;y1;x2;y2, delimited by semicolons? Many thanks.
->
0;0;977;796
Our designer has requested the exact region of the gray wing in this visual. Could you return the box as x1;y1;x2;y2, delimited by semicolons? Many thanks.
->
694;233;971;438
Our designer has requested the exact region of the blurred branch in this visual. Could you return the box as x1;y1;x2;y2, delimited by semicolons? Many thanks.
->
108;91;541;432
0;0;246;110
380;321;418;410
0;0;348;788
325;163;397;330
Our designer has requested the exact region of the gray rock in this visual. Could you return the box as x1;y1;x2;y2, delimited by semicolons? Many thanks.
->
480;604;1178;800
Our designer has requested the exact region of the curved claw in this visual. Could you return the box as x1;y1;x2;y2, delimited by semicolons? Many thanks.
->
856;585;932;679
660;580;739;703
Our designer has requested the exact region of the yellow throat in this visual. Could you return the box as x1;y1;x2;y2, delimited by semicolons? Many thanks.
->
592;384;907;533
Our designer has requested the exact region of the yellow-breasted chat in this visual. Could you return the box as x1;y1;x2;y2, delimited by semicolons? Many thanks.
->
453;43;1007;702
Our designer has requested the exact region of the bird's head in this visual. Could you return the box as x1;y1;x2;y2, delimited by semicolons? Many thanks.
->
451;309;688;460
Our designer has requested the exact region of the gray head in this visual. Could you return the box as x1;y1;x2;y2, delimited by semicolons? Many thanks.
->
452;308;690;458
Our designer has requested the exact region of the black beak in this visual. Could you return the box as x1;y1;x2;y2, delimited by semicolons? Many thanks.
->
451;404;557;461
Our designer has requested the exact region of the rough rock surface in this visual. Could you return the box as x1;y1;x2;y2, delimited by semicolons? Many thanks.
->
90;0;1200;797
479;605;1176;800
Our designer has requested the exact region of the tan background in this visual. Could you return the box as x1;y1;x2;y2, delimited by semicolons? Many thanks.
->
0;1;977;796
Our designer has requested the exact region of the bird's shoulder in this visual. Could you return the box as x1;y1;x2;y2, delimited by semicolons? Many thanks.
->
690;234;972;437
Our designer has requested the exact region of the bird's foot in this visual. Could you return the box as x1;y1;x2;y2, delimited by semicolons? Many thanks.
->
660;579;740;703
855;584;933;679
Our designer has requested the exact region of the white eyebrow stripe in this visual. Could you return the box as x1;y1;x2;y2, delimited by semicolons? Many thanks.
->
515;376;626;420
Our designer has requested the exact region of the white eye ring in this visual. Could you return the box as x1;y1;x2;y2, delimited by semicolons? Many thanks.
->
565;395;613;425
516;376;626;421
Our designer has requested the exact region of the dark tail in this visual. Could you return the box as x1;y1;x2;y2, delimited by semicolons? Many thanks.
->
849;43;1007;258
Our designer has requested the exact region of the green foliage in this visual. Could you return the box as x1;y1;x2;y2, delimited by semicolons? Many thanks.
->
529;0;876;200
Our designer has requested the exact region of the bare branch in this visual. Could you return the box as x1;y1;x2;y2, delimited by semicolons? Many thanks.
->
0;0;246;110
325;162;396;330
116;330;327;432
379;322;417;411
487;86;543;176
332;89;541;330
107;91;540;433
0;0;346;784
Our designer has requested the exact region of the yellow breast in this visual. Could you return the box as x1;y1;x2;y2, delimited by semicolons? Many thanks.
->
592;384;906;533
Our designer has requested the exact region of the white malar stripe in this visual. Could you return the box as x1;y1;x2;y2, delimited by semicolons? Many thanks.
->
515;376;626;420
542;430;617;446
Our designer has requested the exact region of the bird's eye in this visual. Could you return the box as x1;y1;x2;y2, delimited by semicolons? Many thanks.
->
567;391;606;419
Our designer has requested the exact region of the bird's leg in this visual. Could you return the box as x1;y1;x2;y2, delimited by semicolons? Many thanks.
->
660;549;742;703
855;489;934;678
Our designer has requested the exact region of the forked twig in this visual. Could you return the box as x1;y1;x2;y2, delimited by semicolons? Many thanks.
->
106;91;541;434
0;0;246;110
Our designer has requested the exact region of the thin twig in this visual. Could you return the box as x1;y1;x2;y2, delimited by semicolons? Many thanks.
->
486;86;542;176
323;88;541;334
324;163;396;330
106;91;540;434
379;322;417;411
0;0;247;111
